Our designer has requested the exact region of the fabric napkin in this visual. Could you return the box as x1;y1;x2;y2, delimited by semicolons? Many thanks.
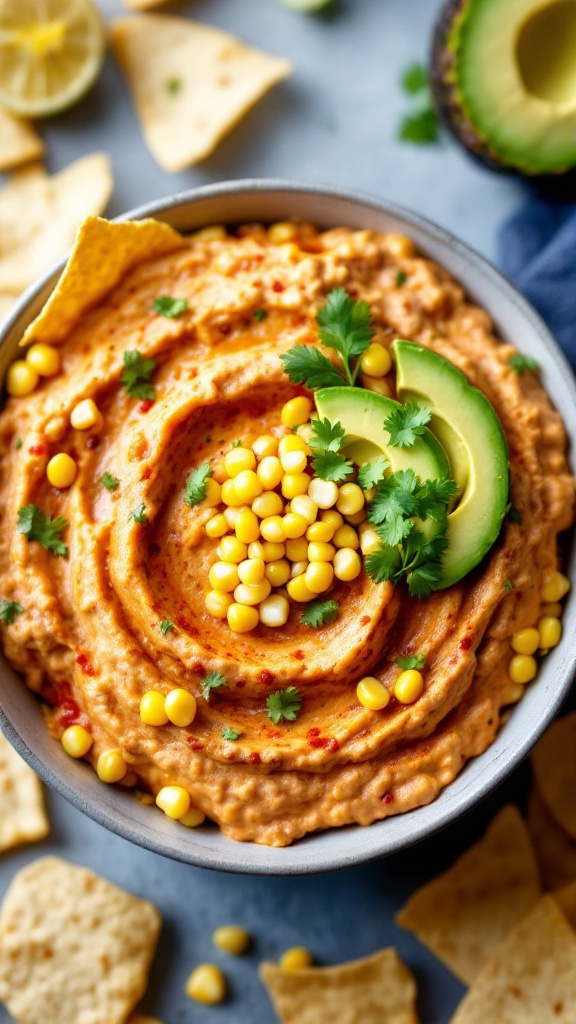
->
498;197;576;373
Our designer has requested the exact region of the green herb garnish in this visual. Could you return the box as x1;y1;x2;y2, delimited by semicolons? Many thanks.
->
398;107;439;144
222;727;240;741
281;287;374;390
502;579;515;592
201;670;227;701
308;417;352;482
152;296;188;319
266;686;302;724
254;308;268;322
301;600;339;628
131;502;148;524
101;472;119;491
160;620;174;634
121;351;157;401
185;462;213;506
395;652;426;670
400;62;429;95
383;401;431;448
166;78;181;95
508;353;540;375
357;457;389;490
280;344;349;391
17;505;68;556
311;450;353;482
395;270;407;287
14;438;22;450
308;418;345;453
230;440;243;448
0;599;23;625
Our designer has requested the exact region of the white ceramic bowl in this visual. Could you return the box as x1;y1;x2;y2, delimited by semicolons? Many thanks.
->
0;180;574;874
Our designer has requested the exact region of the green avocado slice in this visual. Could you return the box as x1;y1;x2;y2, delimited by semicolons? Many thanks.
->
393;339;510;589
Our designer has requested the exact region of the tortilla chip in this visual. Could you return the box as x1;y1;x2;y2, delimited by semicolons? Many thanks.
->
259;948;419;1024
0;154;113;297
122;0;172;10
110;15;292;171
449;896;576;1023
0;108;44;172
0;733;49;850
554;879;576;931
21;215;185;348
396;805;541;986
126;1017;165;1024
0;856;161;1024
532;711;576;841
526;788;576;890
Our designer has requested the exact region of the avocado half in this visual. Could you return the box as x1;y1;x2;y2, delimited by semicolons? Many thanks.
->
431;0;576;175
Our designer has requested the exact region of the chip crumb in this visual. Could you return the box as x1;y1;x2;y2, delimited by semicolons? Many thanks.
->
0;107;44;172
0;732;49;851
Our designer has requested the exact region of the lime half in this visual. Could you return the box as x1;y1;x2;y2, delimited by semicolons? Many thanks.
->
0;0;106;118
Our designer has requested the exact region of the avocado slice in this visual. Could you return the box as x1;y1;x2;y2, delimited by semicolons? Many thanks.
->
393;339;509;588
431;0;576;175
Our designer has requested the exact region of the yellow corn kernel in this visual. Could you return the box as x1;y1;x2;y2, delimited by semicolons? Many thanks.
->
334;548;362;582
282;472;311;499
336;483;365;516
265;559;291;587
333;525;360;549
363;486;377;503
223;505;248;529
501;682;525;705
97;749;127;783
252;491;283;519
360;343;392;378
345;509;368;525
307;541;335;562
192;224;227;241
541;602;563;618
218;536;248;564
286;575;316;602
205;513;229;539
70;398;100;430
280;947;313;971
208;561;240;592
233;469;262;503
394;669;424;704
156;785;191;819
387;234;415;257
509;654;538;684
212;925;250;956
279;434;311;457
227;603;259;632
542;571;570;603
204;590;234;618
221;479;242;507
26;343;61;377
46;453;77;489
359;523;381;555
165;688;197;727
363;375;392;397
269;221;298;243
282;512;309;539
305;561;334;594
235;508;260;544
140;690;169;726
306;521;335;543
260;541;286;562
320;509;344;529
238;557;266;584
285;537;308;562
290;560;309;578
281;449;308;474
281;396;313;429
261;515;286;543
234;580;272;606
356;677;390;711
203;477;222;508
290;494;318;524
308;478;338;509
248;540;265;560
6;360;39;397
186;964;226;1005
257;456;284;491
538;616;562;650
61;724;93;758
179;806;206;827
259;593;290;627
252;435;279;460
224;446;256;477
511;628;540;656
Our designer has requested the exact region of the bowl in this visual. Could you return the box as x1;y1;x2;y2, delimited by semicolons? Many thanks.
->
0;180;574;875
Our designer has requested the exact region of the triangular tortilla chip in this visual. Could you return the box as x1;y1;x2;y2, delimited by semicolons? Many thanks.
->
553;879;576;931
21;215;185;348
110;15;291;171
0;108;44;171
0;732;49;850
449;896;576;1024
396;805;541;985
526;788;576;891
259;949;419;1024
532;711;576;840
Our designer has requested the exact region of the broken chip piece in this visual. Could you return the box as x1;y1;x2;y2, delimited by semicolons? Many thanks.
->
0;732;49;851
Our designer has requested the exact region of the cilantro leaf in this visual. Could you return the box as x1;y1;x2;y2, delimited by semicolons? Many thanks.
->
311;450;353;483
0;599;23;625
400;62;428;95
185;462;212;506
131;502;148;524
166;78;181;95
254;308;268;322
201;670;227;701
376;515;414;547
17;505;68;556
152;296;188;319
502;579;515;592
266;686;302;724
414;477;459;523
316;288;373;380
398;105;439;144
230;440;243;448
308;418;345;453
508;353;540;375
396;652;426;670
301;599;339;628
508;506;523;525
15;437;22;450
395;270;407;287
160;620;173;634
222;727;240;741
101;472;119;492
121;350;157;401
365;546;402;583
383;401;431;447
408;559;445;598
280;345;347;390
357;457;389;490
368;469;419;525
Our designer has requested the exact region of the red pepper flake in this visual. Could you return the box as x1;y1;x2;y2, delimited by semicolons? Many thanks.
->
29;444;45;456
309;736;339;752
259;670;274;686
86;436;100;450
248;751;261;765
219;323;231;336
291;650;305;661
307;727;321;738
272;280;285;293
360;615;371;626
75;652;95;676
138;399;154;414
187;737;204;751
459;635;473;651
54;698;82;729
191;662;205;675
382;792;394;805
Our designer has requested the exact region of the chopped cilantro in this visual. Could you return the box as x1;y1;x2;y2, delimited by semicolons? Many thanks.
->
301;599;339;628
121;350;157;401
101;472;119;491
400;62;429;95
281;345;347;390
357;457;389;490
166;78;181;95
152;296;188;319
308;418;345;454
185;462;213;506
222;727;240;741
502;579;515;592
253;308;268;322
266;686;302;724
160;620;174;634
395;652;426;670
14;437;22;450
508;353;540;375
383;401;431;447
0;599;23;625
201;670;227;701
307;416;351;481
395;270;407;287
230;440;243;448
131;502;148;524
311;450;353;483
398;106;439;144
17;505;68;556
508;507;523;525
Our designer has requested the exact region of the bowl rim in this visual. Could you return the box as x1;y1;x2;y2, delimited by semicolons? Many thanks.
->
0;177;574;875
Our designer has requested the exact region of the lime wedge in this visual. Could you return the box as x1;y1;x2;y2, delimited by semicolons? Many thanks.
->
0;0;106;118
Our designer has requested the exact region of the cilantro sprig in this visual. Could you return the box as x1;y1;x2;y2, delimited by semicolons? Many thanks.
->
266;686;302;724
508;353;540;375
185;462;212;506
281;288;374;390
131;502;148;524
301;599;339;628
17;505;68;556
383;401;431;448
160;620;174;634
102;472;119;492
395;652;426;670
0;599;23;625
121;351;157;401
397;61;439;145
201;671;227;701
222;727;240;741
357;457;389;490
152;296;188;319
308;417;352;482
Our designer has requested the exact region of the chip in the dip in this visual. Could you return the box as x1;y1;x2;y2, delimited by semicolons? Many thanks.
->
260;948;419;1024
531;710;576;840
526;787;576;891
0;732;49;850
0;107;44;172
396;805;541;985
110;15;292;170
0;856;161;1024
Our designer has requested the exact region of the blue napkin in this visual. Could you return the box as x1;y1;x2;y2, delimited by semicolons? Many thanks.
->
498;198;576;373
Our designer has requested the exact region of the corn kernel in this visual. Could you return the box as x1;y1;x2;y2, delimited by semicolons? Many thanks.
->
233;469;262;503
223;505;248;529
359;523;381;555
156;785;191;819
308;478;338;509
290;494;318;524
296;422;315;443
227;603;259;632
61;724;93;758
306;521;334;543
235;508;260;544
363;375;392;397
501;683;525;705
345;509;367;525
218;536;248;564
509;654;537;684
6;360;39;397
234;580;272;606
282;472;311;499
165;688;197;727
265;559;291;587
186;964;226;1005
252;435;278;460
248;540;265;560
26;343;61;377
280;947;313;971
279;433;311;457
363;486;377;503
192;224;227;241
281;449;308;473
538;616;562;650
224;446;256;477
320;509;344;529
205;513;229;539
204;590;234;618
179;806;206;827
282;512;309;539
336;483;365;516
307;542;335;562
260;541;286;562
259;593;290;627
285;537;308;562
542;571;570;603
70;398;100;430
541;602;563;618
334;548;362;582
140;690;169;726
511;628;539;655
269;221;298;243
97;749;127;783
46;452;77;489
305;561;334;594
257;456;284;491
333;525;359;549
221;479;242;507
394;669;424;704
286;575;316;602
212;925;250;956
252;492;283;518
261;515;286;543
208;561;240;592
356;677;390;711
203;477;222;508
360;343;392;378
290;560;309;578
281;396;313;429
387;234;415;257
238;557;266;584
